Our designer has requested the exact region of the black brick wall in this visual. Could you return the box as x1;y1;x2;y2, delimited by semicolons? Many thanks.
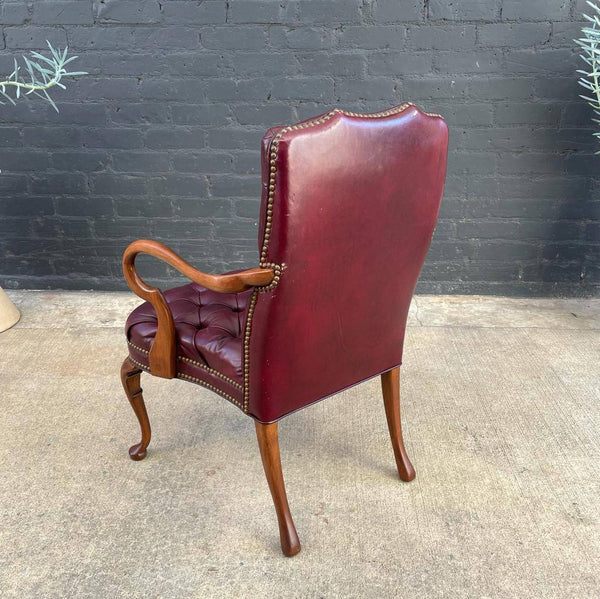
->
0;0;598;295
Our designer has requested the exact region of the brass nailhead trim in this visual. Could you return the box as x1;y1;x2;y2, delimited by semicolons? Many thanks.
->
257;262;283;293
128;340;149;354
178;356;243;390
127;340;243;390
242;289;258;413
128;355;243;409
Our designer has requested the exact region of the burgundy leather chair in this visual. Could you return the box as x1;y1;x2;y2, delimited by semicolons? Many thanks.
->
120;103;448;556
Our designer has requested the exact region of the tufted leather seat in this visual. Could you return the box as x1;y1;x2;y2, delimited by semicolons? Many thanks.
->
126;283;253;406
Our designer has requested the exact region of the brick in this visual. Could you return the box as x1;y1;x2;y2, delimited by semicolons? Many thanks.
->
0;196;54;216
498;153;567;174
335;78;396;102
338;26;406;50
153;219;212;240
33;2;92;24
171;104;230;125
425;102;493;126
0;128;22;147
115;198;173;218
207;128;263;149
111;152;171;173
457;219;581;241
229;1;294;24
428;0;499;21
172;152;233;173
210;175;260;197
139;79;206;101
374;0;422;23
233;52;299;75
148;174;209;197
232;151;261;174
68;26;198;49
478;23;551;47
145;127;206;149
367;52;433;75
85;128;144;149
162;1;225;24
468;77;534;100
163;53;223;76
0;150;51;171
0;2;28;25
295;1;361;23
234;199;260;218
56;197;113;217
95;1;161;24
270;26;333;49
51;152;110;172
175;199;230;218
233;104;294;126
406;25;476;51
504;49;578;74
402;77;469;100
4;26;67;48
109;103;172;124
495;102;562;125
201;26;267;50
434;50;503;73
91;174;147;196
23;127;82;148
270;77;334;101
502;0;570;22
448;151;496;174
296;53;365;77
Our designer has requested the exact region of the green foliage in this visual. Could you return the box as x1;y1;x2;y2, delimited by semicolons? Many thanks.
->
0;41;86;113
576;1;600;153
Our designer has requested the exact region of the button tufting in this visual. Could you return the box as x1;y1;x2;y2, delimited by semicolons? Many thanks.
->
126;282;254;390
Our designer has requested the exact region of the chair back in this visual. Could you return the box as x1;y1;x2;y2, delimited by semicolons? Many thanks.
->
247;104;448;421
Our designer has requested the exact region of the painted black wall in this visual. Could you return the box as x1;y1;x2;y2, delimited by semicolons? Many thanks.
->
0;0;598;295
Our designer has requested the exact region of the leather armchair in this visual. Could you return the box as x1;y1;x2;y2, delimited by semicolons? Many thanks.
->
120;103;448;556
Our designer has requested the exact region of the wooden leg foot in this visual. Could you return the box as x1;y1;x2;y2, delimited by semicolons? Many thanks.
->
381;367;416;482
121;357;151;461
255;421;301;557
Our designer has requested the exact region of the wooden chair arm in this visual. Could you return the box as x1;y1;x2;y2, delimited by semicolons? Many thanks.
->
122;239;274;378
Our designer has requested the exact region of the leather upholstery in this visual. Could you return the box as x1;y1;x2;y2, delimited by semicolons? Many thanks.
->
249;104;448;422
127;284;253;406
125;104;448;423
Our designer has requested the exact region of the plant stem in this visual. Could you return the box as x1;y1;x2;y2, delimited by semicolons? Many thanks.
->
0;76;59;91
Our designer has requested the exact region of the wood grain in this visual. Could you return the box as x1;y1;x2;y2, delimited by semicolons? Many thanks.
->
255;421;301;557
381;366;416;482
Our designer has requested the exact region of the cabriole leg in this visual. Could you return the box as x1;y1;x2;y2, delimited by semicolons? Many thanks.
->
255;421;301;557
381;366;416;482
121;357;151;461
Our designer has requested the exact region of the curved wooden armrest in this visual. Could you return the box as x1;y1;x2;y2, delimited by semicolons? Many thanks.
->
122;239;274;378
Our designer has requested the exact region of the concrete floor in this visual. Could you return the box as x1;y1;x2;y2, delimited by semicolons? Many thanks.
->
0;291;599;599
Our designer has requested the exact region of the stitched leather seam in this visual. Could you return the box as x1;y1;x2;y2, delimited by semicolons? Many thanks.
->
127;355;243;409
127;340;243;390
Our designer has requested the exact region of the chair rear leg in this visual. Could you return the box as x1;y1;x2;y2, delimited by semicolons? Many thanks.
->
121;357;151;461
255;421;301;557
381;367;416;482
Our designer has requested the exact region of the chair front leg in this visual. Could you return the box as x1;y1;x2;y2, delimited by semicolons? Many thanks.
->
121;357;151;461
381;367;416;482
255;421;301;557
